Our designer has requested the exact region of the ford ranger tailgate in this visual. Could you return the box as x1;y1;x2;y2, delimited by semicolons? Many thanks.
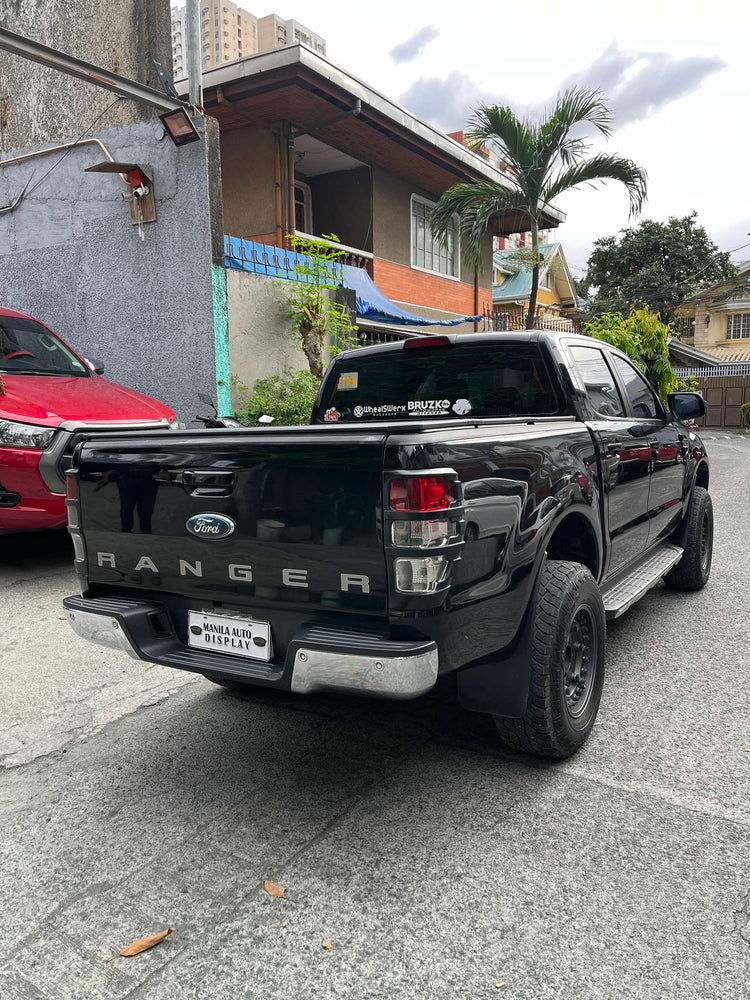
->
74;426;388;615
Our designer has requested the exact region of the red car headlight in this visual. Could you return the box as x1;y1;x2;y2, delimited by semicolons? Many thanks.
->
0;419;55;449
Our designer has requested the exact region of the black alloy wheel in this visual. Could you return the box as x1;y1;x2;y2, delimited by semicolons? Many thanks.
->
664;486;713;591
563;607;599;719
494;560;607;759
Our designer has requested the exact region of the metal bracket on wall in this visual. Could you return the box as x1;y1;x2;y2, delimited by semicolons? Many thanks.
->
85;161;157;229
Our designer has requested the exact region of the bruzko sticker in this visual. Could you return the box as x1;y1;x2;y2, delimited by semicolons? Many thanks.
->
407;399;450;414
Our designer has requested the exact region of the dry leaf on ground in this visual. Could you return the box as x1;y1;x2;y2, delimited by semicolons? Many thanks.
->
264;879;287;899
495;983;506;990
322;941;332;950
105;928;173;961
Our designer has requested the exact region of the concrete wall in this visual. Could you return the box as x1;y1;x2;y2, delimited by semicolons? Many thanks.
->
0;116;221;422
220;124;277;241
226;270;307;401
0;0;171;150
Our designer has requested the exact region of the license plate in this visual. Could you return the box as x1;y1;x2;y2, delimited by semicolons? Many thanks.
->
187;610;273;662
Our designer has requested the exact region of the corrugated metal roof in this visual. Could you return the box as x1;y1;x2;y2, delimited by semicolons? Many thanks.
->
493;244;559;302
695;343;750;363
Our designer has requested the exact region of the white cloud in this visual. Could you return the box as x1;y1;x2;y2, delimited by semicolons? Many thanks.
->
390;25;440;65
399;42;725;132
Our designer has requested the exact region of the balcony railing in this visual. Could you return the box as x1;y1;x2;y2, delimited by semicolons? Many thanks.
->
224;236;312;279
224;235;372;281
483;307;581;333
292;231;373;270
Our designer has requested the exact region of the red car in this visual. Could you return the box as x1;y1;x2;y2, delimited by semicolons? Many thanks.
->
0;307;176;533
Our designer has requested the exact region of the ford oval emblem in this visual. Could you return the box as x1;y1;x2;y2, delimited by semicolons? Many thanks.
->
186;513;236;539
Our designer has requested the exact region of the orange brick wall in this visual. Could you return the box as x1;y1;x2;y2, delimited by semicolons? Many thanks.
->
372;258;492;318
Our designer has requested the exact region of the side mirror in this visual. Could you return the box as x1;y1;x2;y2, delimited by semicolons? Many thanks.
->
668;391;705;421
85;357;105;375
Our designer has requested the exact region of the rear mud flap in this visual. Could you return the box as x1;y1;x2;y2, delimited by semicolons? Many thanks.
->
456;556;545;719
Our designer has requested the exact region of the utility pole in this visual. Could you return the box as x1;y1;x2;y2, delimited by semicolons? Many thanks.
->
186;0;202;108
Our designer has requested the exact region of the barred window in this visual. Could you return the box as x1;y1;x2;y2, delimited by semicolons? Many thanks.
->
411;195;459;279
726;313;750;339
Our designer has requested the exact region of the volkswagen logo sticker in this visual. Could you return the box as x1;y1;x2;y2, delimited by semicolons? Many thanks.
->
186;513;236;539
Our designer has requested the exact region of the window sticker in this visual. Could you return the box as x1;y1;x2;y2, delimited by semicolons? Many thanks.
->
324;407;341;422
452;398;471;415
353;404;407;418
407;399;450;414
337;372;359;391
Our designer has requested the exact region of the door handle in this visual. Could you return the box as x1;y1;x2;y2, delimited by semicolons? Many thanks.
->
606;440;623;456
182;469;236;496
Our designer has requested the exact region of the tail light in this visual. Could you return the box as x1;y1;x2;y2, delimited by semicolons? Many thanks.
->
389;476;456;512
394;555;449;593
391;519;457;548
388;473;460;593
403;336;451;350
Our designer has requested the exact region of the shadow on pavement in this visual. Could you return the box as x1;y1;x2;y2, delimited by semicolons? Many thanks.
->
0;528;72;574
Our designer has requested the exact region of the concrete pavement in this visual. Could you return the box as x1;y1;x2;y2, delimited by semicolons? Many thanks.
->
1;438;748;999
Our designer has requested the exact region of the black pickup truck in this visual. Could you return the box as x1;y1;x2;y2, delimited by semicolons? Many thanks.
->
63;332;712;758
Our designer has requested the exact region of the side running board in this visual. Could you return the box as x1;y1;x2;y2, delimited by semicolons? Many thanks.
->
601;543;683;620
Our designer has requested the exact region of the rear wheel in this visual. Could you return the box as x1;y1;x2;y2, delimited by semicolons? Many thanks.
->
494;560;606;759
664;486;713;591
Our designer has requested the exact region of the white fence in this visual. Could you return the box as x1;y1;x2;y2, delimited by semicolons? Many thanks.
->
673;365;750;378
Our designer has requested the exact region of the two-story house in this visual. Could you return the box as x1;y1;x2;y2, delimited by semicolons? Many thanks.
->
492;243;581;329
672;262;750;366
193;44;565;336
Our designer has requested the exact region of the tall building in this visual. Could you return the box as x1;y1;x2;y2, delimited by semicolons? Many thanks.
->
170;5;325;79
171;6;187;79
256;14;325;56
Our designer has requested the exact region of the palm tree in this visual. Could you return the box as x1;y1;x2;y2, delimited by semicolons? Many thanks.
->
431;89;647;329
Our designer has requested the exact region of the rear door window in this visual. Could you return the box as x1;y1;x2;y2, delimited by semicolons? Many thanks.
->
568;345;625;418
318;343;563;422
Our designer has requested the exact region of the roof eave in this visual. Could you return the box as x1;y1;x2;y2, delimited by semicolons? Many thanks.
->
190;46;566;222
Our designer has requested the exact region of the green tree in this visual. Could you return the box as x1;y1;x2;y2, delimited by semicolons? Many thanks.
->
584;213;737;321
584;307;677;398
285;232;357;379
430;89;647;328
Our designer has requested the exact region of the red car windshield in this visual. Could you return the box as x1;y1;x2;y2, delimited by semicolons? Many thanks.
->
0;317;90;377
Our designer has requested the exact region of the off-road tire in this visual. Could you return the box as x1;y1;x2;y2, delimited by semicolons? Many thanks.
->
494;560;606;759
664;486;713;591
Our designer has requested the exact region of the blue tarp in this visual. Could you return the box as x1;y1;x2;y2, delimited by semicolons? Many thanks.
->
223;237;481;327
340;264;481;327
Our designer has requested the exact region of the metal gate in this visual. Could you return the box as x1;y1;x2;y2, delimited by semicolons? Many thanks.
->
691;376;750;428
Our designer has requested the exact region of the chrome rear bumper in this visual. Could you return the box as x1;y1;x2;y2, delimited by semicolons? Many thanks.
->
63;595;438;700
290;647;438;699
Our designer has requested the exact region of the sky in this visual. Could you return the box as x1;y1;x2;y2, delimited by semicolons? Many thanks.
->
248;0;749;276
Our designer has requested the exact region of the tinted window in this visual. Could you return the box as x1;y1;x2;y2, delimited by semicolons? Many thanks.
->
611;356;659;419
568;345;625;417
0;317;89;376
318;344;563;422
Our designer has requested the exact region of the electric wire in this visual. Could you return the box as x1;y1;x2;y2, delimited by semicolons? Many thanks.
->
24;97;124;200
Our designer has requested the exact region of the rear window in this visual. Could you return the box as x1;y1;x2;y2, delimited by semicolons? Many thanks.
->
318;343;562;422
